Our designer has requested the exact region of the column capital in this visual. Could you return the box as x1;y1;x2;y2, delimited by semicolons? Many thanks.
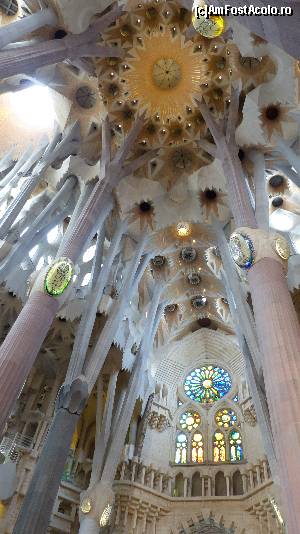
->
229;227;290;271
56;377;88;415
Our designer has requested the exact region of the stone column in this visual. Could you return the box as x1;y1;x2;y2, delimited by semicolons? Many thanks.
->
241;472;248;494
225;475;230;496
0;113;147;437
79;518;99;534
13;377;88;534
255;464;262;486
140;465;146;485
262;457;269;481
248;466;254;489
0;8;58;49
199;94;300;533
0;291;59;436
207;476;212;497
248;256;300;532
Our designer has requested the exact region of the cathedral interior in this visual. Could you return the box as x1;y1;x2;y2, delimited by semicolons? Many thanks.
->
0;0;299;533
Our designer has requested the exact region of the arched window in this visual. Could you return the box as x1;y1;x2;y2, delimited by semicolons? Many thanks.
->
213;431;226;462
179;411;201;431
191;472;202;496
184;365;232;404
215;471;227;496
174;473;184;496
215;408;237;429
175;433;187;464
232;470;243;495
191;432;204;463
230;429;243;461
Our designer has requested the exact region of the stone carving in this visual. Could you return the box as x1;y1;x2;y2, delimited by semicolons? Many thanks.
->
148;411;169;432
179;514;235;533
243;404;257;426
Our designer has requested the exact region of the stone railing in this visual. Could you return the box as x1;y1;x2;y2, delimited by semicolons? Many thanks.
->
115;458;173;496
0;432;34;463
114;456;272;499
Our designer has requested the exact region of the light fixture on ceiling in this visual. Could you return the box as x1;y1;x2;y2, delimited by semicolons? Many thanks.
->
269;208;295;232
176;221;191;237
9;84;56;130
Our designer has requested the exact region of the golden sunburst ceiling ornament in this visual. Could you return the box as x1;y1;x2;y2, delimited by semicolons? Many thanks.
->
123;31;206;121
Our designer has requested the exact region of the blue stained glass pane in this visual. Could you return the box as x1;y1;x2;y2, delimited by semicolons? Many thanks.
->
233;394;239;403
183;365;232;404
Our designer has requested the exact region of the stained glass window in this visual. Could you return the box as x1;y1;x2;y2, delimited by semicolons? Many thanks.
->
233;394;239;403
230;429;243;462
177;399;183;407
179;411;201;431
175;433;187;464
184;366;232;404
191;432;204;463
215;408;237;429
213;431;226;462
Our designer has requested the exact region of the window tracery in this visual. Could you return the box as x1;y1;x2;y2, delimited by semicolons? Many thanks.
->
175;433;187;464
229;429;243;462
191;432;204;463
175;367;244;464
215;408;237;429
179;411;201;431
183;366;232;404
213;430;226;462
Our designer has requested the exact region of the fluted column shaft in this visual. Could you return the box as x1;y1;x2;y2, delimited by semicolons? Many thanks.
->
0;292;59;435
78;518;99;534
13;378;88;534
0;181;111;434
248;258;300;533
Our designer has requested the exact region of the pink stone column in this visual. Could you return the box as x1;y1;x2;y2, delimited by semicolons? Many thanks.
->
248;258;300;533
0;291;59;435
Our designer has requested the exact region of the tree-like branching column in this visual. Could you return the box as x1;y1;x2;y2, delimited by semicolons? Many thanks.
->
198;87;300;533
0;115;157;437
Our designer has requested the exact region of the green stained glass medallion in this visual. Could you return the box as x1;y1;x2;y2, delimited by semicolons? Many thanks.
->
183;365;232;404
44;258;73;297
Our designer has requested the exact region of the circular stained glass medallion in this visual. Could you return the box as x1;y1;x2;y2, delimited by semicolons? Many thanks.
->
229;232;255;269
192;12;225;38
179;411;201;431
44;258;73;297
184;365;232;404
215;408;237;428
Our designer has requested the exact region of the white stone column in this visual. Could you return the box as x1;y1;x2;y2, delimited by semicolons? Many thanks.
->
208;476;212;497
241;472;248;494
225;475;230;496
183;477;188;497
248;466;254;489
79;517;99;534
0;8;58;50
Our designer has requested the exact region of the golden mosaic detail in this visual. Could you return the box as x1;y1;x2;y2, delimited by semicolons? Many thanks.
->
274;236;290;260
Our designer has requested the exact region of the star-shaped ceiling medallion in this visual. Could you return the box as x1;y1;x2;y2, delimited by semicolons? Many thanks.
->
123;30;206;122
